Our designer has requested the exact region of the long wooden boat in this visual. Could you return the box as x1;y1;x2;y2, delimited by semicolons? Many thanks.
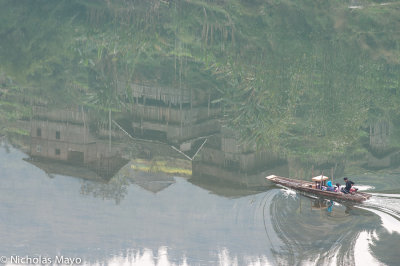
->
266;175;372;203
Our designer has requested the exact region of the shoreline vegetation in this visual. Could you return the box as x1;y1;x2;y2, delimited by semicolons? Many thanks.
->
0;0;399;176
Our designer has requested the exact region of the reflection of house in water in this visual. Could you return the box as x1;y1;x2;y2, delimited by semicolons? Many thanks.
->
189;174;267;198
125;83;220;146
192;126;288;188
114;160;176;193
25;158;107;181
28;106;128;180
129;171;175;193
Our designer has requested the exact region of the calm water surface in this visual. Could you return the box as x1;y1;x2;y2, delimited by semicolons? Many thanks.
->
1;142;400;265
2;1;400;265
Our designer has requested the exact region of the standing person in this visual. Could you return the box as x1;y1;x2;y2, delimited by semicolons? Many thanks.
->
341;177;354;194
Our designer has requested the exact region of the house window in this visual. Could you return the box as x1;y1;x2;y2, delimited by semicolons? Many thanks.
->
37;128;41;137
36;145;41;153
56;131;60;140
55;148;60;155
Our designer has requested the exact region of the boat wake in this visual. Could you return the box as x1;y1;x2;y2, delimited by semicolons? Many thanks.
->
261;187;400;265
355;185;375;191
359;193;400;234
278;186;298;199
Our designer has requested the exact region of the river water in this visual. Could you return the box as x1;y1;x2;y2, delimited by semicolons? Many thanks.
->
1;1;400;265
1;141;400;266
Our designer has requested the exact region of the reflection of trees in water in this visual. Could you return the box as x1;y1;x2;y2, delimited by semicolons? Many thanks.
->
80;174;129;204
3;142;10;153
1;0;400;171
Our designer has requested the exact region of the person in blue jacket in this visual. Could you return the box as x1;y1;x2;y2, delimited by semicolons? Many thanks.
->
326;180;335;191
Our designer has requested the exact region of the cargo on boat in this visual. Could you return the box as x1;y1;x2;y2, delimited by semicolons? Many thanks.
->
266;175;372;203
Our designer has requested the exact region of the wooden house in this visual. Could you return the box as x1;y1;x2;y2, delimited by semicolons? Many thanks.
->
29;107;128;180
192;126;286;187
118;82;221;143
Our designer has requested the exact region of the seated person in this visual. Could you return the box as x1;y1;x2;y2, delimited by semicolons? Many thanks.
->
350;187;359;192
341;177;355;194
326;180;335;192
335;183;341;192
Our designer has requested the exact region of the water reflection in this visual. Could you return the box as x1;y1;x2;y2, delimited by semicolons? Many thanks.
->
2;0;400;262
86;247;273;266
0;142;276;265
265;187;400;265
1;104;400;265
1;140;400;265
14;104;400;198
22;105;277;201
28;107;128;181
103;247;189;266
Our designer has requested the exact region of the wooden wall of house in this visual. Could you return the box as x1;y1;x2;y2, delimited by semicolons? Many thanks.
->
133;119;220;143
221;137;256;154
30;119;121;165
31;120;94;144
192;161;276;187
33;106;87;124
130;104;220;124
198;144;281;172
30;138;98;163
117;81;213;107
130;84;191;105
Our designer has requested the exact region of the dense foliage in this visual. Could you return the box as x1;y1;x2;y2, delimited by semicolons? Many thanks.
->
0;0;399;157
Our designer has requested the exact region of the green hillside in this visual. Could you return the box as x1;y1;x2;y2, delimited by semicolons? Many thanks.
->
1;0;399;156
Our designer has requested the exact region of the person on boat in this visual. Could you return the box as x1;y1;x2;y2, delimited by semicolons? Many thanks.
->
341;177;355;194
326;180;335;192
335;183;341;192
346;178;359;192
